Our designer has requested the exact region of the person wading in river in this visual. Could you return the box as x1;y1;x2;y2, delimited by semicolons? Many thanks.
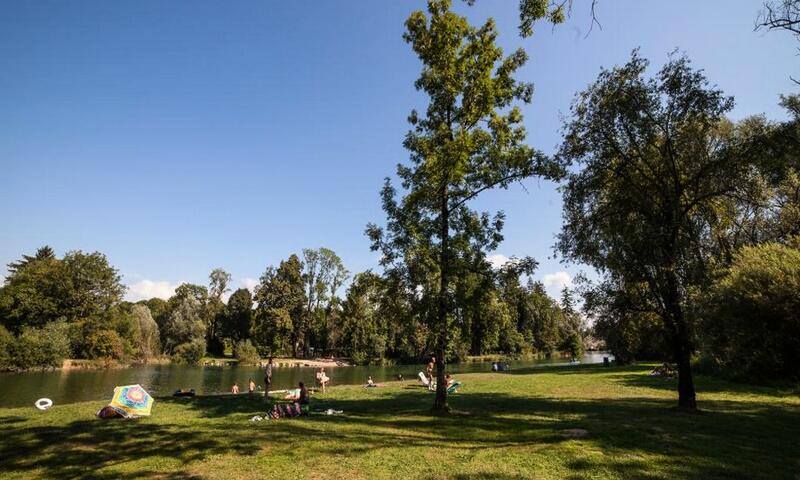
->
264;357;273;400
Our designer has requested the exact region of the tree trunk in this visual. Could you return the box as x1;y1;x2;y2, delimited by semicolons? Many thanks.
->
433;191;450;414
664;270;697;410
674;323;696;410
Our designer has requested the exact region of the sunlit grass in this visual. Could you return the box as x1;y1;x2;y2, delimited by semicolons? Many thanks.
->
1;364;798;479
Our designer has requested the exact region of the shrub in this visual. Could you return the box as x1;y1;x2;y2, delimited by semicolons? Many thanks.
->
0;325;13;369
699;242;800;381
10;321;71;369
85;329;126;360
593;311;668;365
234;340;260;365
173;339;206;365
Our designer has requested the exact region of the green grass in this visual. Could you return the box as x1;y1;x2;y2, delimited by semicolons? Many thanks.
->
1;364;798;479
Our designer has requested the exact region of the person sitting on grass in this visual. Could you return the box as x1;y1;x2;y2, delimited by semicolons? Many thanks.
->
367;376;374;387
298;381;310;406
231;382;240;394
268;382;309;419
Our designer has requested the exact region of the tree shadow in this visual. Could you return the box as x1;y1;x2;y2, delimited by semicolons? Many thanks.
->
0;414;263;479
2;379;798;479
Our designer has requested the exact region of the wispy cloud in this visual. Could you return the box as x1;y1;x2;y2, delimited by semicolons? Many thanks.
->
487;253;510;269
541;271;573;299
126;280;178;301
240;277;259;293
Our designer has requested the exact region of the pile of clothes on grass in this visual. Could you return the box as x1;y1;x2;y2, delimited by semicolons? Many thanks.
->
650;363;678;378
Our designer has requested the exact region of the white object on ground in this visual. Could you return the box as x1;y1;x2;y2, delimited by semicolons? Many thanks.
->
418;372;430;386
325;409;343;415
35;398;53;410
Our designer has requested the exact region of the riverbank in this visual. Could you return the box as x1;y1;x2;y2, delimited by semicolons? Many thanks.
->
201;356;351;368
1;363;798;479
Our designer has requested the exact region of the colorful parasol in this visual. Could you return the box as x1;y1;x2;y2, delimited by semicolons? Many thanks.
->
109;384;153;417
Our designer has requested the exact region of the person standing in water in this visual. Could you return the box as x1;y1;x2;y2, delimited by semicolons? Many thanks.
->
248;378;256;394
264;357;273;399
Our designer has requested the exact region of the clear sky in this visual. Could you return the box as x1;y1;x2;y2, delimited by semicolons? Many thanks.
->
1;0;795;301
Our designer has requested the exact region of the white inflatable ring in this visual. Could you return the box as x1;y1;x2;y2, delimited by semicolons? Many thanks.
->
35;398;53;410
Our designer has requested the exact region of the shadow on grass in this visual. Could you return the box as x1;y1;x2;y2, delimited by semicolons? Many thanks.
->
1;370;798;480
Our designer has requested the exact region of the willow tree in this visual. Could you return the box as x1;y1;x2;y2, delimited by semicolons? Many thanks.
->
367;0;559;413
556;52;754;410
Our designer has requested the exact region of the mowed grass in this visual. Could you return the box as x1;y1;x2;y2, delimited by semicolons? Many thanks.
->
1;364;798;480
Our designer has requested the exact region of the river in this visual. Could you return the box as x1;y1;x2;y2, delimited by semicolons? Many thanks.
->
0;351;613;408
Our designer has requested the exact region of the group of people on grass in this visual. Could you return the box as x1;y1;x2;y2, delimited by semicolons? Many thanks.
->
229;355;459;419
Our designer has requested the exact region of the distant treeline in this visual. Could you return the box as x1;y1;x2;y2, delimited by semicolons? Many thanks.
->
0;246;585;370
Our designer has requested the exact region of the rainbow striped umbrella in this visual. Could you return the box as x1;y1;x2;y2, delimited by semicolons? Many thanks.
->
109;384;153;418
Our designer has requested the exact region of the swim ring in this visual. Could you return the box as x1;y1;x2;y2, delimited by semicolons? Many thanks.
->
35;398;53;410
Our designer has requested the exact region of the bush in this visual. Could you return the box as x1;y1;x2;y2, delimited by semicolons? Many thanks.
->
0;325;13;369
593;311;668;365
234;340;260;365
700;242;800;381
9;321;71;369
84;329;126;361
173;339;206;365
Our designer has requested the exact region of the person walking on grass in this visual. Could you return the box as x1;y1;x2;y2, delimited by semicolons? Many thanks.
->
264;357;273;399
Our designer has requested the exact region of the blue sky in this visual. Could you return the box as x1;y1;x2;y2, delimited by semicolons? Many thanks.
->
1;0;795;301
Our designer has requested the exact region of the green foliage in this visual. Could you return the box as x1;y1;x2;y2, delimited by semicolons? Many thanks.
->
130;304;160;360
368;0;561;411
223;288;253;343
84;329;126;361
0;249;124;333
161;295;206;354
252;255;306;356
302;247;349;356
593;310;668;365
234;340;260;365
0;325;13;368
9;321;71;369
173;339;206;365
556;51;753;408
340;272;387;364
700;242;800;381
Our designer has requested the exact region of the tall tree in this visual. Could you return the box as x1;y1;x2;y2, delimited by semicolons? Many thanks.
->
252;255;306;357
224;287;253;347
206;268;232;356
5;246;55;275
556;52;755;409
0;249;124;332
367;0;560;413
208;268;232;301
302;247;349;356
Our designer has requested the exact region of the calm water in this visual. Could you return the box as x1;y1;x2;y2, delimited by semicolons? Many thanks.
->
0;352;613;408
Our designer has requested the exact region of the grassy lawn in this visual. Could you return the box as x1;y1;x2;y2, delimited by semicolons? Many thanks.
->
1;364;798;480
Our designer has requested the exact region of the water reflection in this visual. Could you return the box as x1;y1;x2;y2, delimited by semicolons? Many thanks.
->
0;351;613;408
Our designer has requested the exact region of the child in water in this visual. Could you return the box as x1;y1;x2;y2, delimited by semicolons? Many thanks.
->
248;378;256;394
231;382;240;394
